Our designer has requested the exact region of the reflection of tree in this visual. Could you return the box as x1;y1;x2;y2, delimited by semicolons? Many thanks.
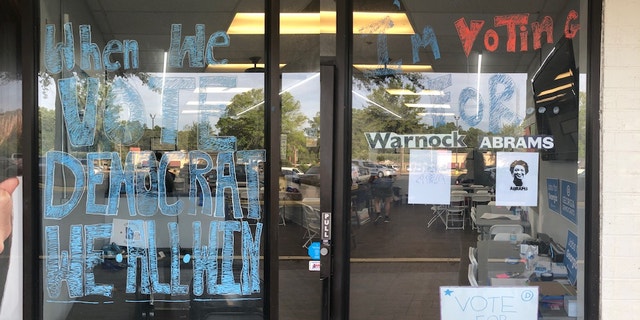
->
352;75;429;159
216;89;310;164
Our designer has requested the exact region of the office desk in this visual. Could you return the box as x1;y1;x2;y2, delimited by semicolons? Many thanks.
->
476;240;525;286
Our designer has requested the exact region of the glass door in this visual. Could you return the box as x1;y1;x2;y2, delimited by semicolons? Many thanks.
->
349;0;586;319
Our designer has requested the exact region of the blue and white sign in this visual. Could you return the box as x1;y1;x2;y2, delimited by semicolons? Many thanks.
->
546;178;560;213
307;242;321;260
440;286;539;320
560;180;577;225
564;230;578;286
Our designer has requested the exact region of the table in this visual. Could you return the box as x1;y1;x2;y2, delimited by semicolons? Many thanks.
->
476;240;526;286
475;205;531;239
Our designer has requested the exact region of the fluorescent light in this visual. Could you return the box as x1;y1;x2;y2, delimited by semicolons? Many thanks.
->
227;11;415;35
353;64;433;73
182;109;221;114
536;83;573;97
417;112;456;116
185;101;231;106
352;91;402;118
535;93;567;104
205;63;286;73
235;73;321;116
193;87;253;94
476;53;482;114
554;69;573;80
386;89;445;96
405;103;451;108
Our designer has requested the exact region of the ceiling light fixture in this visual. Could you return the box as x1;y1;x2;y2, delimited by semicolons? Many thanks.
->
386;89;445;96
353;64;433;74
227;11;415;35
405;103;451;109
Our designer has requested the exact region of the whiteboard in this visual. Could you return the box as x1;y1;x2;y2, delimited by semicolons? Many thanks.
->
408;149;451;204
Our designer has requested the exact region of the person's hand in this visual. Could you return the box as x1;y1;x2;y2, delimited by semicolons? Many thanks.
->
0;178;19;254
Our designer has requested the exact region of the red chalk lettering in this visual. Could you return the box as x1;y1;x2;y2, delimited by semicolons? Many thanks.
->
454;18;485;57
484;29;499;52
564;10;580;39
531;16;554;50
494;14;529;52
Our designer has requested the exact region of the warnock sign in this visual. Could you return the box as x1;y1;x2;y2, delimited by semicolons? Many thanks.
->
365;132;555;151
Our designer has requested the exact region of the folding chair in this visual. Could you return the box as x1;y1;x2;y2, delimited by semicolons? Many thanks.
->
301;204;321;248
468;263;479;287
427;205;447;228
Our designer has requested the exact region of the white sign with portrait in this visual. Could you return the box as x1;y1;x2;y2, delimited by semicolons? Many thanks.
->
495;152;539;206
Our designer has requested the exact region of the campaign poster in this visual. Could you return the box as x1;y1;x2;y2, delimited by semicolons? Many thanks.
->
408;149;451;204
560;180;578;225
547;178;560;213
495;152;539;206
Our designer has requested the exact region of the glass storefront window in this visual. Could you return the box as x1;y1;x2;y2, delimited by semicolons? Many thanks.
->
38;1;267;318
350;0;586;318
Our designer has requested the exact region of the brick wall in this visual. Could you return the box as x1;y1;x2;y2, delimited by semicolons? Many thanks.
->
601;0;640;317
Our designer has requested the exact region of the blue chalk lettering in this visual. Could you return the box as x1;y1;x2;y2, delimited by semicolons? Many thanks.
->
146;220;170;294
189;151;214;216
45;225;83;298
214;152;242;219
241;221;262;294
236;150;265;219
80;25;102;71
219;221;241;295
58;77;99;147
44;151;85;220
103;40;124;72
44;23;74;74
84;224;114;297
158;152;185;216
169;24;205;68
205;31;230;65
149;77;196;145
134;152;159;217
103;77;146;145
105;151;138;216
123;40;140;69
86;152;115;215
192;221;219;296
197;76;237;150
458;87;484;127
489;74;518;133
126;246;151;294
168;222;189;295
411;26;441;64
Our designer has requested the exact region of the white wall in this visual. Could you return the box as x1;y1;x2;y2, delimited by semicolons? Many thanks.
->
601;0;640;317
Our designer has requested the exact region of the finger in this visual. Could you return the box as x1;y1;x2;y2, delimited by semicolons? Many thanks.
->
0;177;19;195
0;188;13;254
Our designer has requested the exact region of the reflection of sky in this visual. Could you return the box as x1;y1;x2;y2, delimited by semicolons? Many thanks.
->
0;80;21;112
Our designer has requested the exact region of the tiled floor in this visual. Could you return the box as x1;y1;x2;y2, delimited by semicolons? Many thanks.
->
60;200;477;319
278;201;478;320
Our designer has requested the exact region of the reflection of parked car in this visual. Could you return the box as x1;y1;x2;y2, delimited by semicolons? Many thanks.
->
352;160;380;177
351;164;370;184
376;164;395;177
299;165;321;186
281;167;302;184
455;167;496;187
